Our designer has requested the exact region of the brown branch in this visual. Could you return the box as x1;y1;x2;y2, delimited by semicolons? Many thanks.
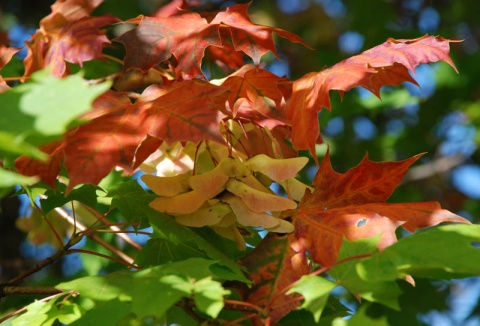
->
2;250;66;286
1;286;63;296
266;253;373;311
51;204;137;266
81;204;143;250
403;154;467;182
67;249;138;269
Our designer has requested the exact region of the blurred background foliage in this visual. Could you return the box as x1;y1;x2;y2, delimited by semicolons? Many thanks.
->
1;0;479;325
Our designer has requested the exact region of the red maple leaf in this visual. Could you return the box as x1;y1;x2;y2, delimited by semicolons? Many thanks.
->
209;3;309;65
15;141;65;189
0;45;20;91
23;0;119;77
294;151;470;267
115;13;222;78
240;233;311;325
142;80;228;144
17;80;228;191
115;3;308;79
220;65;288;123
288;35;459;155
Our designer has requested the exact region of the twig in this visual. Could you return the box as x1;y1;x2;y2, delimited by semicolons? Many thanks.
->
80;204;142;251
2;250;66;286
52;204;137;266
266;253;372;311
67;249;138;269
0;292;68;323
403;154;466;182
1;286;62;296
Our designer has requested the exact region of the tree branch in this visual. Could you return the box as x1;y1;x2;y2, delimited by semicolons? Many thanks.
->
1;286;63;296
403;154;467;182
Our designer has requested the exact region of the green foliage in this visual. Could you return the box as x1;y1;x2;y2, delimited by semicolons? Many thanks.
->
357;224;480;280
55;258;232;322
287;275;337;322
329;236;402;310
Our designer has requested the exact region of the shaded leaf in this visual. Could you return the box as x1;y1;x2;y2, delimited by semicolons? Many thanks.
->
40;184;100;214
131;274;192;319
115;13;221;78
332;304;389;326
70;300;131;326
240;233;311;325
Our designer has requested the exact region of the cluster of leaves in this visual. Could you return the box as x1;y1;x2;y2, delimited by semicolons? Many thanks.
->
1;0;479;325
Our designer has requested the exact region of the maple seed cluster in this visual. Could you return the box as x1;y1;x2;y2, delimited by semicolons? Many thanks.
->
142;155;309;249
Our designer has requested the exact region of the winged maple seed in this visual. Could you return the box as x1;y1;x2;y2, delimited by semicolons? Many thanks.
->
142;155;309;250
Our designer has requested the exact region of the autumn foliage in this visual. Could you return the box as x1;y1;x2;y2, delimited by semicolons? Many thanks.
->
0;0;478;325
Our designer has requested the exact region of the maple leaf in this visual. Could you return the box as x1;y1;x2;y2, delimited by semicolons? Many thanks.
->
16;80;228;191
115;13;222;78
218;65;288;123
143;80;228;144
288;35;459;155
41;0;105;30
24;0;119;77
294;151;470;267
210;3;309;65
0;45;20;91
115;3;308;79
15;141;65;189
152;0;191;18
240;233;311;325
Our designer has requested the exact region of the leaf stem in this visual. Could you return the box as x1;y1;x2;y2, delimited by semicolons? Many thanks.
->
266;252;373;311
67;249;138;269
81;203;143;250
102;53;124;65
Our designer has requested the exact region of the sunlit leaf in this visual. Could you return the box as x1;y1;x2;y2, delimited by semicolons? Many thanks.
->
286;275;337;322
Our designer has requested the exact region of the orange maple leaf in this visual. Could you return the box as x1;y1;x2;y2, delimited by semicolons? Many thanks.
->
23;0;119;77
288;35;459;155
143;80;228;144
209;3;309;65
219;65;288;123
240;233;311;325
115;3;308;79
0;45;20;91
295;151;470;267
15;141;65;189
115;13;222;79
16;80;228;191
